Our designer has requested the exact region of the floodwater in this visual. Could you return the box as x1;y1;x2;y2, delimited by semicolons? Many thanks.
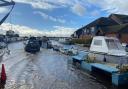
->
0;42;126;89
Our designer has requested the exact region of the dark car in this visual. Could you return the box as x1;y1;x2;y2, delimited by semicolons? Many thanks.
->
25;37;40;53
36;37;42;47
38;39;42;47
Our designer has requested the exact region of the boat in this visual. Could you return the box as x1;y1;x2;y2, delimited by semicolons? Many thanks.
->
72;51;89;64
52;45;61;51
63;46;78;55
46;40;53;49
89;36;128;64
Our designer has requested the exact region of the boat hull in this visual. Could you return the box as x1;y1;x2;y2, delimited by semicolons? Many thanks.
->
89;53;128;64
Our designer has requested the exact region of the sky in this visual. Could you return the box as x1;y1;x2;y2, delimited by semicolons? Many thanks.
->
0;0;128;37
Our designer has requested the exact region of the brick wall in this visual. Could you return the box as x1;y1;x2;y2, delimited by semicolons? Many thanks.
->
80;35;92;40
77;32;128;43
105;33;128;43
105;33;117;37
121;34;128;43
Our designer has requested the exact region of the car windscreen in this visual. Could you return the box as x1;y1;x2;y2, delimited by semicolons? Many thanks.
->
28;40;39;44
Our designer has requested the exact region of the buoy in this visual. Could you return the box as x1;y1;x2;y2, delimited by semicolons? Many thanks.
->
1;64;6;83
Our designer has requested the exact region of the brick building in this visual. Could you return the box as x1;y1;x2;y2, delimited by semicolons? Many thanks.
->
72;14;128;43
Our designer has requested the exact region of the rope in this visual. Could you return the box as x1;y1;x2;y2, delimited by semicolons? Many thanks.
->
0;0;15;7
0;0;15;25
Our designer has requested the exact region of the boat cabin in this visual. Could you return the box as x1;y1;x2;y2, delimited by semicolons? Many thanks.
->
90;36;127;56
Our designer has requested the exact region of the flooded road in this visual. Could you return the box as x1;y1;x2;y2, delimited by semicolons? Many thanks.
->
0;42;118;89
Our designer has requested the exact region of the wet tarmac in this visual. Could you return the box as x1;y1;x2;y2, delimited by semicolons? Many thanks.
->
0;42;125;89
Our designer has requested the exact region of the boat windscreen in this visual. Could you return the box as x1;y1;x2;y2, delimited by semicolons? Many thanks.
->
106;39;124;50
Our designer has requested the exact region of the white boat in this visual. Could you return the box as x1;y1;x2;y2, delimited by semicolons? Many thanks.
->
89;36;128;64
59;45;78;55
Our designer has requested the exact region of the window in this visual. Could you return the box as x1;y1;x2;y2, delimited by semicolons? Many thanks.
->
86;29;89;34
106;39;124;50
91;27;95;33
84;29;86;34
91;27;95;35
117;34;122;39
123;19;128;23
93;40;102;46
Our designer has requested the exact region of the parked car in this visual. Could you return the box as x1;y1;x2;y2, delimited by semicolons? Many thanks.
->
25;37;40;53
36;37;42;47
47;41;52;49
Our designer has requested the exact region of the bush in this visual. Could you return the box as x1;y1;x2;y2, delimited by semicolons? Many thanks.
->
68;38;92;47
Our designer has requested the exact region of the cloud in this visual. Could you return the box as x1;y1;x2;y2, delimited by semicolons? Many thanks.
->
47;26;75;37
30;1;58;10
0;7;8;14
0;23;43;36
0;23;75;37
87;0;128;15
13;0;87;16
12;0;128;16
14;0;59;10
100;0;128;14
14;0;73;8
34;11;66;23
87;0;98;3
91;10;100;16
71;3;86;16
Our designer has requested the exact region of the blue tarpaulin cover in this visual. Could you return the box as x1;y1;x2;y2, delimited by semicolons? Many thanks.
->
72;51;88;61
91;63;119;73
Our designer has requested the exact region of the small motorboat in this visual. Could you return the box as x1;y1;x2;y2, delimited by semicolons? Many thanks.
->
59;45;78;55
89;36;128;64
53;45;61;51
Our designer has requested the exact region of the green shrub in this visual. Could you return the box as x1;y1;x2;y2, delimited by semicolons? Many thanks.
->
68;38;92;47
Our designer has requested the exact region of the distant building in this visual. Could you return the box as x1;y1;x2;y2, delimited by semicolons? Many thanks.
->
72;14;128;43
6;30;15;37
14;34;19;37
6;30;19;37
